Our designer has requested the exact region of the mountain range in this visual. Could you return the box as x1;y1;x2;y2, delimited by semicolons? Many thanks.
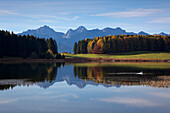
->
18;25;170;52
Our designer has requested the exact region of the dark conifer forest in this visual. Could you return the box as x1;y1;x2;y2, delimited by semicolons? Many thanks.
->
74;35;170;54
0;30;65;59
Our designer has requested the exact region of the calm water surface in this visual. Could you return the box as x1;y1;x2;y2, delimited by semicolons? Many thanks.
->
0;63;170;113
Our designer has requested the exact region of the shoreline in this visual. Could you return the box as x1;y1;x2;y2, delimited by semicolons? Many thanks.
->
64;58;170;63
0;58;169;63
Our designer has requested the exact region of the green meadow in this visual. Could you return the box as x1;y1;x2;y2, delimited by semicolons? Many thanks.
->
65;51;170;60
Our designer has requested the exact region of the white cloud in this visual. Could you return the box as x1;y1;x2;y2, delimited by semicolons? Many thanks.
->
50;93;79;99
0;9;79;21
58;12;69;15
22;93;79;100
39;19;57;23
18;14;79;21
149;92;170;99
0;99;18;104
0;10;18;15
47;15;79;21
111;23;131;26
93;97;162;107
92;9;162;18
147;17;170;24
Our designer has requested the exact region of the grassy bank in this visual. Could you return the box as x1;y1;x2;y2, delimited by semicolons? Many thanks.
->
72;62;170;69
65;51;170;60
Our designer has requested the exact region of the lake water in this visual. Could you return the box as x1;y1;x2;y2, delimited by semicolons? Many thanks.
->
0;63;170;113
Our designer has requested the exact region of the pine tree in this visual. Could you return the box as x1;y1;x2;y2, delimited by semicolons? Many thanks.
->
73;42;77;54
47;38;58;54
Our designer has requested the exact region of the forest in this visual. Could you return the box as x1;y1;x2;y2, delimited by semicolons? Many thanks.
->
74;35;170;54
0;30;65;59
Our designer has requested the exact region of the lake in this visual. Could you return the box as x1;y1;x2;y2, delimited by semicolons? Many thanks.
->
0;63;170;113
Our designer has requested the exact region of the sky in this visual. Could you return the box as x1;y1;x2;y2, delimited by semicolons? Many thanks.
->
0;0;170;34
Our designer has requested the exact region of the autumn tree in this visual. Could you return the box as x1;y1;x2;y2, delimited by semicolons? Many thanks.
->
75;34;170;54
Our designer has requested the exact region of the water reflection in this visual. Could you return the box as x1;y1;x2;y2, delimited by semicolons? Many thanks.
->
0;63;170;90
0;63;64;90
74;64;170;88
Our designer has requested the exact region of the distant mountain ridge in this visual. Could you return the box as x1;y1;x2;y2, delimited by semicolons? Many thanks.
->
18;25;170;52
19;25;64;40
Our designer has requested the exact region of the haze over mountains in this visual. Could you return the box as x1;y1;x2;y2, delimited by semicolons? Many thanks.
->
18;25;170;52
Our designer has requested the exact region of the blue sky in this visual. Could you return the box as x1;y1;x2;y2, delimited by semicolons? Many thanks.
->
0;0;170;34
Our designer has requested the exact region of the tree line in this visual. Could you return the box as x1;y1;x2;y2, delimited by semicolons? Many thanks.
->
0;30;65;59
74;35;170;54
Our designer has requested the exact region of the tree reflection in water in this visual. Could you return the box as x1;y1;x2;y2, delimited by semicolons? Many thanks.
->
74;64;170;88
0;63;170;90
0;63;65;90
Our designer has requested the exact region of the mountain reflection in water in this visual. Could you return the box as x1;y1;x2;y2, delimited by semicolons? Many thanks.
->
0;63;170;91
